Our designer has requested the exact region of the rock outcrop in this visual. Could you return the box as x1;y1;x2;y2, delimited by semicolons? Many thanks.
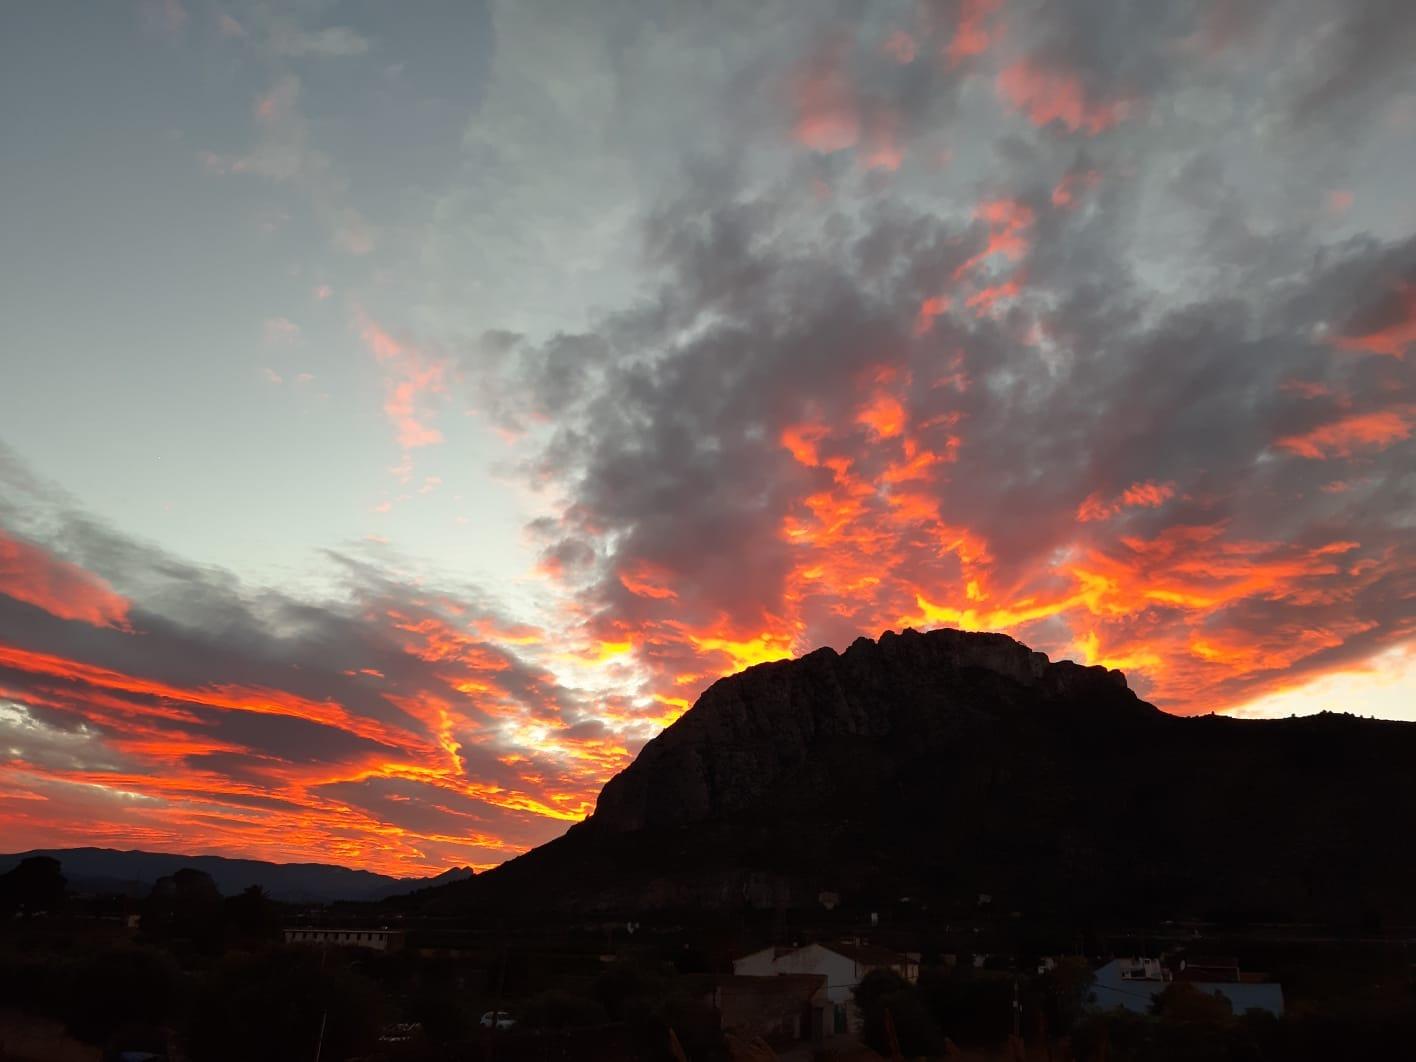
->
590;627;1137;833
423;627;1416;924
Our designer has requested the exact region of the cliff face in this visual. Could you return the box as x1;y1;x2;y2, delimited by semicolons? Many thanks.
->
427;627;1416;923
590;627;1138;833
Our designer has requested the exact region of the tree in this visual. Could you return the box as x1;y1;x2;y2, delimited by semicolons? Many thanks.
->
1030;957;1095;1034
225;884;278;941
1151;981;1234;1023
520;990;610;1031
918;967;1015;1045
853;968;945;1058
187;948;382;1062
0;855;66;916
142;868;224;951
64;946;181;1045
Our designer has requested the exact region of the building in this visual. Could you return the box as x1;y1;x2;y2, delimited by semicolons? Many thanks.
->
283;926;406;952
1089;956;1282;1016
732;942;919;1034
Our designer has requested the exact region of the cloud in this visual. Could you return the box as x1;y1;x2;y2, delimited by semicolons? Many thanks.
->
943;0;1004;65
790;35;861;153
1276;408;1415;459
216;11;245;39
355;307;449;452
481;156;1416;721
997;59;1132;134
1289;0;1416;124
218;75;376;255
10;0;1416;873
0;454;649;874
1334;280;1416;358
262;316;300;346
0;532;130;630
269;25;371;59
140;0;187;37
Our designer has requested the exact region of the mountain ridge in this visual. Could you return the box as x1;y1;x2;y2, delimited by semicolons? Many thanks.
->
0;846;474;904
421;626;1416;924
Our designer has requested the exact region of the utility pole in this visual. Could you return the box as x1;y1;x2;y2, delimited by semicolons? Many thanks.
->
314;944;329;1062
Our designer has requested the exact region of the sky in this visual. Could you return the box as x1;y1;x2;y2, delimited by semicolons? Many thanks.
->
1;0;1413;877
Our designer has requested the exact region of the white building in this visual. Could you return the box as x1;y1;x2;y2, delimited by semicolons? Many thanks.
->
283;926;405;952
732;942;919;1034
1089;957;1283;1017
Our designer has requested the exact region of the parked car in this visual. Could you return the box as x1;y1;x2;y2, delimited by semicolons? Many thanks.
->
480;1011;516;1030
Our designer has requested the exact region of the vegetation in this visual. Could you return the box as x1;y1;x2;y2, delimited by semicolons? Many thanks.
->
3;861;1415;1061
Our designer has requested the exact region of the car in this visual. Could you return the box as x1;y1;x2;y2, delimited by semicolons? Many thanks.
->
480;1011;516;1031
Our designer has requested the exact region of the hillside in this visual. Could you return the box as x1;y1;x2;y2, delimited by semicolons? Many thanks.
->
421;627;1416;924
0;847;474;904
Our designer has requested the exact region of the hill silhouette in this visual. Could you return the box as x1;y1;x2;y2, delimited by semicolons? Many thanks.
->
420;627;1416;925
0;847;474;904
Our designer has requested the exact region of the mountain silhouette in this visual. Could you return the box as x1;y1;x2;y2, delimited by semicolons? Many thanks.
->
0;847;474;904
421;627;1416;925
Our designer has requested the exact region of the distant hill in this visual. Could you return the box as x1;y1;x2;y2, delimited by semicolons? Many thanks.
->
0;847;474;904
420;627;1416;925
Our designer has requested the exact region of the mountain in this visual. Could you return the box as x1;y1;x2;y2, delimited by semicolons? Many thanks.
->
424;627;1416;924
0;847;474;904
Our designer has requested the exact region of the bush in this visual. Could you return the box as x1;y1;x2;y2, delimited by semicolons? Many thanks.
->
854;968;945;1057
520;989;609;1030
186;947;382;1062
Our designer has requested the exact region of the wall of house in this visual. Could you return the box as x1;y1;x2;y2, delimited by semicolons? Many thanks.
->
732;945;865;1032
1089;960;1166;1013
1088;961;1283;1017
283;929;401;952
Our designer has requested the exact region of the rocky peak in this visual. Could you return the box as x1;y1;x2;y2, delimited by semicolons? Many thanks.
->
588;626;1141;833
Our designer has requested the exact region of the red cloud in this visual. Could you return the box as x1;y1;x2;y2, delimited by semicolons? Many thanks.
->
355;308;448;451
1334;282;1416;358
1052;168;1102;207
997;60;1132;134
790;37;860;153
946;0;1004;65
1276;408;1414;458
1077;481;1178;522
0;533;130;629
882;29;917;65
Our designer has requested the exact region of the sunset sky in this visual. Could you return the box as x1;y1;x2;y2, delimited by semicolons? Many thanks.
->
2;0;1413;876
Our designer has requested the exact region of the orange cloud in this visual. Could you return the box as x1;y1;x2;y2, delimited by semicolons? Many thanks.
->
1276;408;1414;458
619;560;679;600
856;392;907;439
0;533;130;629
914;295;951;336
355;308;449;451
1077;481;1177;522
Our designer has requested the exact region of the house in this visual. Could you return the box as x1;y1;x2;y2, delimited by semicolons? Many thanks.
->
1089;956;1282;1016
1089;957;1170;1013
282;926;406;952
732;942;919;1034
1172;955;1284;1016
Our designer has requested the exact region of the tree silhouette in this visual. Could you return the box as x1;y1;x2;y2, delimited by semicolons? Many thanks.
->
0;855;66;916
